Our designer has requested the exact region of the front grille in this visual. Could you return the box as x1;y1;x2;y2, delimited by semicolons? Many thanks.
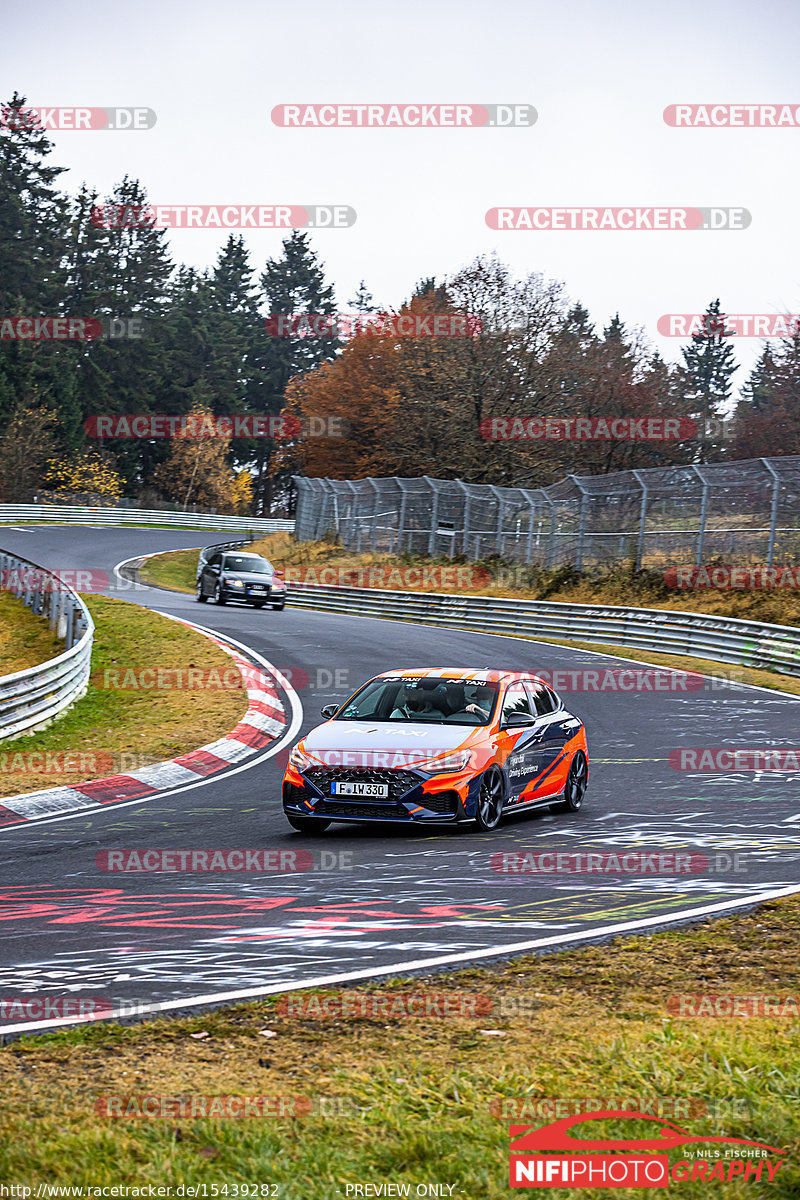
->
316;800;409;819
304;767;421;803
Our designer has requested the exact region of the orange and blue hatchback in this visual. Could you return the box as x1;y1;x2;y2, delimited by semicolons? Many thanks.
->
282;667;589;833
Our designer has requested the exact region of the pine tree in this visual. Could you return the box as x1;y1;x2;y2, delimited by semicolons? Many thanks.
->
678;298;737;461
249;232;339;513
739;345;779;413
350;280;377;313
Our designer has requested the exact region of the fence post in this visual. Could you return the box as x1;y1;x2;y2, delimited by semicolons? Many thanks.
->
397;478;409;555
521;490;541;565
692;465;709;567
425;477;440;555
545;495;558;569
489;486;505;557
455;480;472;558
762;459;780;568
368;478;380;551
570;476;589;571
632;469;648;570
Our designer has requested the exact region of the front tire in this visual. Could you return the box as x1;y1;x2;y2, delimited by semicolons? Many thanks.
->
554;751;588;812
271;601;285;611
475;767;504;831
214;584;227;606
285;813;331;833
253;601;267;609
195;583;207;603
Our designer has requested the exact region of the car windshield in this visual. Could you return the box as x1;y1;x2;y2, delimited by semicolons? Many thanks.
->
334;677;500;725
223;555;272;573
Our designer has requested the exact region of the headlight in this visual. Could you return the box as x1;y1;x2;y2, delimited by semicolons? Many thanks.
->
289;744;313;771
411;750;472;774
228;578;244;588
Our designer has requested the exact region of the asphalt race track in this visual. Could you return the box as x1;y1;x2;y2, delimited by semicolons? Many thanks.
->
1;524;799;1033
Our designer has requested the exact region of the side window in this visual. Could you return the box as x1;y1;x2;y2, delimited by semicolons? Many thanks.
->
208;553;221;568
526;681;556;715
502;683;532;724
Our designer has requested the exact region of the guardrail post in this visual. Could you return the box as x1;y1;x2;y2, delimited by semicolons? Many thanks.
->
762;459;780;568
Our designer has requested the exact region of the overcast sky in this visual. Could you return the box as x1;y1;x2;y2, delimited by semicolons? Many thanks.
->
6;0;800;385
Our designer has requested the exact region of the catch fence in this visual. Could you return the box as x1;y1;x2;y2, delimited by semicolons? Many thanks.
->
294;458;800;570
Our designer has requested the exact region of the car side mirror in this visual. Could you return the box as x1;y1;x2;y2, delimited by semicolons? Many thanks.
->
503;711;537;728
274;569;284;578
321;704;339;718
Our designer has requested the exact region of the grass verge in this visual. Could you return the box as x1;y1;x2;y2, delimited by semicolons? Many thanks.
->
0;894;798;1195
0;596;247;797
0;591;64;677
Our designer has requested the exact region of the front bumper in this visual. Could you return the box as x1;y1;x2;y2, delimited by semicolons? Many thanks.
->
282;766;477;823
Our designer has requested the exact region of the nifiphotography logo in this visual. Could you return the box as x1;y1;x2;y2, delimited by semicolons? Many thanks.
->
508;1110;786;1188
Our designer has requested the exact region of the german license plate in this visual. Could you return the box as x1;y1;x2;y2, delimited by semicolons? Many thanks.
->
331;781;389;798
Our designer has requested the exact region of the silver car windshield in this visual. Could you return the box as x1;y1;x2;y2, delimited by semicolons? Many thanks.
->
223;556;272;573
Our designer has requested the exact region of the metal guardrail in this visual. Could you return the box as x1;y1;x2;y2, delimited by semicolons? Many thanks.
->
286;583;800;679
0;552;95;742
0;504;294;533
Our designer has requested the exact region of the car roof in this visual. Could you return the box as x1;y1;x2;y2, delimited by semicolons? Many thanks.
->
375;667;549;686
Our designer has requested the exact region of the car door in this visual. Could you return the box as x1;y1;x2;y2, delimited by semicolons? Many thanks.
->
202;552;221;596
524;681;580;798
496;682;546;807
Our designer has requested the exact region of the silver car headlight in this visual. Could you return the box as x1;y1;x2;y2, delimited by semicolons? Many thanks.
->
289;744;314;771
411;749;472;775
